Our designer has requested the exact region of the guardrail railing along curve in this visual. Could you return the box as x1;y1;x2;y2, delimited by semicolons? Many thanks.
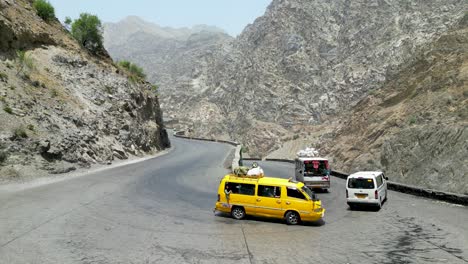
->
173;131;468;206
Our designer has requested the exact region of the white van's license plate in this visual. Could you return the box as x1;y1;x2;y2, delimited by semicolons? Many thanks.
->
356;194;367;199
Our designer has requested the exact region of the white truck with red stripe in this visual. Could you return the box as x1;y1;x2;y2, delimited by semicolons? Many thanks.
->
294;157;331;191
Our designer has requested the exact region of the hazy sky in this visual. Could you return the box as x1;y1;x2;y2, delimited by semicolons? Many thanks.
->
48;0;272;36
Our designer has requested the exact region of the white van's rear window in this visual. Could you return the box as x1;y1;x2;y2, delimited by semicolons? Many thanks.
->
348;178;375;189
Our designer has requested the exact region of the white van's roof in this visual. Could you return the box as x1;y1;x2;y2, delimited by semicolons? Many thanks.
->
348;171;383;179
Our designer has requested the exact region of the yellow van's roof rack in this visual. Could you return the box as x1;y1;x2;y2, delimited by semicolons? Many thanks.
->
232;166;264;178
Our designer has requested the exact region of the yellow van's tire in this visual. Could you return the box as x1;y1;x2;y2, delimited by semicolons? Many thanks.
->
285;211;300;225
231;206;246;220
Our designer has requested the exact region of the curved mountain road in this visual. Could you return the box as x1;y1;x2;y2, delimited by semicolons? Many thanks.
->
0;136;467;263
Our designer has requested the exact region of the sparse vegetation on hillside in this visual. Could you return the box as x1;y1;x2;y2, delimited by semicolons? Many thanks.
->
16;50;35;75
0;150;7;164
408;116;417;125
151;84;159;93
64;16;72;31
71;13;104;54
33;0;55;21
0;72;8;82
118;60;147;82
13;127;28;139
3;106;13;114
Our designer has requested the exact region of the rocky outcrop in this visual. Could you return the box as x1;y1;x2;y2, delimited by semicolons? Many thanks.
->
325;20;468;194
269;19;468;194
0;0;169;183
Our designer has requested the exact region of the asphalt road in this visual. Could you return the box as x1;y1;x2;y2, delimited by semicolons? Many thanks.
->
0;136;467;264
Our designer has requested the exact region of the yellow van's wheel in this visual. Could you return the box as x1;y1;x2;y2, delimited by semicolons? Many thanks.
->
231;206;246;220
285;211;300;225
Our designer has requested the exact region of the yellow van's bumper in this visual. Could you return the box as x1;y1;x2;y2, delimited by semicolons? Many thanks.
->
214;202;232;213
302;208;325;222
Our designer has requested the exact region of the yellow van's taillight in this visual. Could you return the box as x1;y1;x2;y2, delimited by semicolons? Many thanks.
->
217;194;220;202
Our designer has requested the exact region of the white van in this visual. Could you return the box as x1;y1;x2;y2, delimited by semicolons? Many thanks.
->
346;171;388;209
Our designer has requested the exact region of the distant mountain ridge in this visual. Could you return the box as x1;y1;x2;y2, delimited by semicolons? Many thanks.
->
104;16;227;45
103;16;233;102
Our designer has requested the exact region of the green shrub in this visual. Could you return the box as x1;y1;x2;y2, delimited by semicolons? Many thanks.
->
0;151;7;164
3;106;13;114
33;0;55;21
460;12;468;26
241;146;249;153
104;85;113;94
118;60;131;69
71;13;104;53
463;90;468;98
129;64;146;79
13;127;28;139
368;89;379;95
16;50;35;75
293;134;300;140
0;72;8;82
408;116;417;125
27;124;35;131
119;60;146;79
51;89;58;97
118;60;146;81
151;84;159;92
64;16;72;31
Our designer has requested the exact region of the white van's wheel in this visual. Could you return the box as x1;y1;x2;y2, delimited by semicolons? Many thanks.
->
231;206;246;220
377;200;382;210
285;211;300;225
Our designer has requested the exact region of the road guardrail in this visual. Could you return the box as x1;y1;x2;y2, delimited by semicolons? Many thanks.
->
244;158;468;206
173;132;467;206
173;131;241;169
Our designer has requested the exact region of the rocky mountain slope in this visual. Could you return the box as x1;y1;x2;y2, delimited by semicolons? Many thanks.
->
168;0;467;155
0;0;169;182
103;16;232;108
104;0;467;193
268;16;468;194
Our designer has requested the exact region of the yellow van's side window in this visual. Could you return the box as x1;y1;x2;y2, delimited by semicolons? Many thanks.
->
225;182;255;196
286;187;306;200
258;185;281;198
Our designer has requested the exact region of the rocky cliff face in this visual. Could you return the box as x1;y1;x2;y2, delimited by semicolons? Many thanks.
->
164;0;467;156
326;18;468;194
268;17;468;194
0;0;169;182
